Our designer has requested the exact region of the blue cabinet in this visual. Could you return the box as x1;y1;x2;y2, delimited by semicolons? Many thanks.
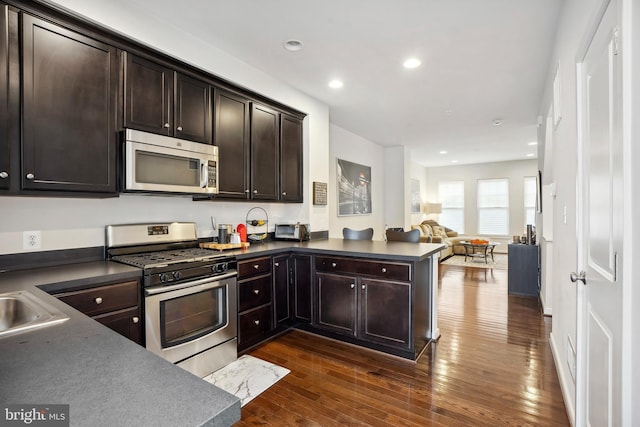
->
507;244;540;297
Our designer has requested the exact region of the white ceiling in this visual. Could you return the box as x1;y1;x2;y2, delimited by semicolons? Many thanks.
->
130;0;564;167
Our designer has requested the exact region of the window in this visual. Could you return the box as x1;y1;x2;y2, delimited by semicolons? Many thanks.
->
438;181;464;233
477;179;509;235
524;176;537;227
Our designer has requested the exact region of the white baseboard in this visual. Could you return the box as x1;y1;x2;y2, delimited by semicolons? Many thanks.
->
550;332;576;426
539;294;553;316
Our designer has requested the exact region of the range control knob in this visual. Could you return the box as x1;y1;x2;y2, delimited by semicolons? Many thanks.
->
159;273;169;283
172;271;183;280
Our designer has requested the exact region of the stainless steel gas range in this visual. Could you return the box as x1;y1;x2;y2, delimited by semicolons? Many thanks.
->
106;222;237;377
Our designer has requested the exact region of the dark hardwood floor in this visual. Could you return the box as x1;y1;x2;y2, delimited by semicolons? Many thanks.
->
238;264;569;426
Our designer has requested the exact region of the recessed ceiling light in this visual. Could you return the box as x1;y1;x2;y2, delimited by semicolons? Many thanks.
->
439;150;448;154
403;58;421;69
451;160;458;163
283;39;304;51
444;108;453;114
492;119;503;126
528;141;538;146
328;79;343;89
526;153;535;157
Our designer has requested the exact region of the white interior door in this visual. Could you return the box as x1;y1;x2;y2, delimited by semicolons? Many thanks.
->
576;0;623;426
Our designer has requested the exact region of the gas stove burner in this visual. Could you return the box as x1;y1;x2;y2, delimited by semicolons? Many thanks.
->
112;248;228;269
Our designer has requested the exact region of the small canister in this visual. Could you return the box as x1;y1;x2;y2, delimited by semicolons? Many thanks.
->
218;224;231;244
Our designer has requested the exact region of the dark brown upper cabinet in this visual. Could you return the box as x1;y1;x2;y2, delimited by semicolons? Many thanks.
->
280;113;303;202
250;103;279;201
0;3;9;190
124;53;211;144
214;89;250;198
21;13;118;193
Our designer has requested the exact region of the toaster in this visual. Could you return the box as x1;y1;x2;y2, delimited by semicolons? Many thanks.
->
274;223;310;241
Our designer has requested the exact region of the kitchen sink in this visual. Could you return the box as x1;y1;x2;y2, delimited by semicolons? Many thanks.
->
0;290;69;338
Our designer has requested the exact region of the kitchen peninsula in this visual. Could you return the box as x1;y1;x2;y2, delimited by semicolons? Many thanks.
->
0;238;442;426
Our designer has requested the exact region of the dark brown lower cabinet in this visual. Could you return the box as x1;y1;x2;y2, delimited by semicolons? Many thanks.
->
292;254;312;323
315;273;411;350
54;279;142;345
273;254;291;326
237;256;273;351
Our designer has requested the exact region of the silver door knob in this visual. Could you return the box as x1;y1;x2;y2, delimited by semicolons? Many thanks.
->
177;126;183;131
0;171;7;179
570;271;587;284
95;297;103;304
164;123;170;128
26;173;35;180
132;317;139;324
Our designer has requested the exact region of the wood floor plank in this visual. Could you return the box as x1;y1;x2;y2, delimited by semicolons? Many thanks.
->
236;264;569;426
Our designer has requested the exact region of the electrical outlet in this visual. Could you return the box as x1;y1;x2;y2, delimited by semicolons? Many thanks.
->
23;230;42;250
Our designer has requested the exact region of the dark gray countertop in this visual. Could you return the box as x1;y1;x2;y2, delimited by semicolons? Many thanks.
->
0;261;240;427
229;238;444;261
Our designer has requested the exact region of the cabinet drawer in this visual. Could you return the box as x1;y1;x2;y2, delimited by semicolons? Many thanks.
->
56;280;139;317
238;275;272;312
238;257;271;279
238;305;272;347
315;256;410;282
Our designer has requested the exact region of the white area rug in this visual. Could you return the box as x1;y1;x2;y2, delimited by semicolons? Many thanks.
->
202;355;289;407
441;253;508;270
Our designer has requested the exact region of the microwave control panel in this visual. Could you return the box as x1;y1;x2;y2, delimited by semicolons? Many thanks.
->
207;161;217;188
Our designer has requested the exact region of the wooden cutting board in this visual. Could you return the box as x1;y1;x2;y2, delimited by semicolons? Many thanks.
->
199;242;250;251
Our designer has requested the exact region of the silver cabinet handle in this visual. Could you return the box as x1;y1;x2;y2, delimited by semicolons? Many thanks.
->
274;262;280;267
254;320;260;326
254;264;259;269
0;171;8;179
132;317;139;324
164;123;170;128
362;285;366;290
282;191;287;196
245;189;250;193
253;189;258;194
350;284;355;289
177;126;183;131
381;267;387;273
26;173;35;180
570;271;587;284
253;289;260;295
331;262;337;268
94;297;103;304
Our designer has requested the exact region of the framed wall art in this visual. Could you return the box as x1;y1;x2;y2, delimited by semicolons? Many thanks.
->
337;158;371;216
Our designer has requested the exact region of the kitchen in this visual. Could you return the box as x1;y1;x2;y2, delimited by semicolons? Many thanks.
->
0;1;445;425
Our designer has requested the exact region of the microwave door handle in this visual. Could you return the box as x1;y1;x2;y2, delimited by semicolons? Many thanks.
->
200;160;208;188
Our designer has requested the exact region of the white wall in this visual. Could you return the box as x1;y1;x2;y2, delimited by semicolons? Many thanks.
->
424;159;538;251
328;124;385;240
0;0;330;255
383;146;411;231
410;161;429;226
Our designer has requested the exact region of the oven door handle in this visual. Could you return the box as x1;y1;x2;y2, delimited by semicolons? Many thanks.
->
145;272;237;296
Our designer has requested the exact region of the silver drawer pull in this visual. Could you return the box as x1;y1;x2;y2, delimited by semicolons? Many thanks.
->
331;262;337;267
253;289;260;295
26;173;35;180
350;284;355;289
274;262;279;267
164;123;170;128
0;171;8;179
254;320;260;326
382;267;387;273
362;285;366;290
254;264;259;269
132;317;139;324
177;126;183;131
95;297;103;304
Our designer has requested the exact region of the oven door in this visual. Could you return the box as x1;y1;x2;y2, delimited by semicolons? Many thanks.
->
144;274;237;364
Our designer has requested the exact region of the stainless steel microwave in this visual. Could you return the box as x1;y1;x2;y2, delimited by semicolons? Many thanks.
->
274;223;310;241
123;129;218;194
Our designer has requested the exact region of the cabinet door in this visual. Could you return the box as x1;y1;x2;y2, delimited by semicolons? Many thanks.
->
279;113;303;202
293;254;312;323
174;73;211;144
22;15;118;192
214;90;249;198
250;103;279;200
0;3;8;190
94;307;142;345
316;272;357;336
124;53;173;135
273;254;291;325
359;278;411;349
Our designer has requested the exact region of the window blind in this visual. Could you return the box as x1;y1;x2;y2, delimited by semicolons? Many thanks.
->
477;179;509;235
438;181;464;233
